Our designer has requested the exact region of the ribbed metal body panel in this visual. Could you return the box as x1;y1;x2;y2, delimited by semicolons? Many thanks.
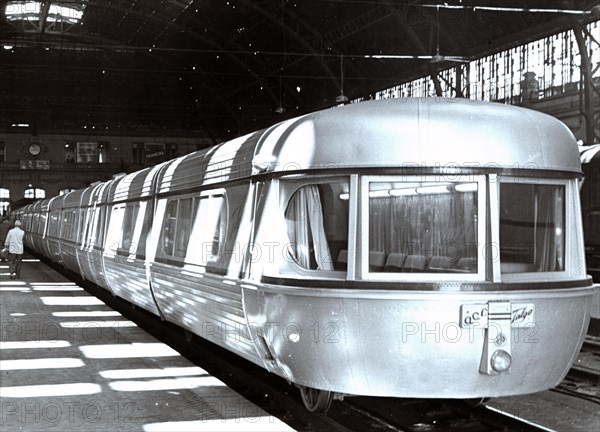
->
61;189;83;207
77;182;111;288
150;263;261;365
77;249;107;287
59;190;85;274
157;131;260;194
45;194;64;265
103;167;163;311
59;241;79;273
25;201;43;251
104;258;159;314
110;167;156;202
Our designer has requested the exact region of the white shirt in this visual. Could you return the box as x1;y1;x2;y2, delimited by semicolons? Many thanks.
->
5;227;24;254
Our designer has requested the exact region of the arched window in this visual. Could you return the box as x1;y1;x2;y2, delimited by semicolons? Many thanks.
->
0;187;9;217
24;188;46;199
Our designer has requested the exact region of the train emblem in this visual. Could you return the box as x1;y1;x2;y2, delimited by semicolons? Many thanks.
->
460;303;535;328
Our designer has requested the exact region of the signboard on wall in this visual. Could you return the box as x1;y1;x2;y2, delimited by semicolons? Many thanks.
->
20;160;50;170
77;142;98;163
145;143;165;164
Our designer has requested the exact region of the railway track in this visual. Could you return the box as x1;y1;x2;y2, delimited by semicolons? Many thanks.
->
334;397;554;432
552;335;600;404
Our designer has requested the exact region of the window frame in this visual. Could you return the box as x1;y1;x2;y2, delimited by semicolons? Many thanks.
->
495;176;573;282
156;190;228;269
359;174;487;282
194;191;227;264
109;203;140;257
276;175;352;278
60;209;77;243
48;209;61;238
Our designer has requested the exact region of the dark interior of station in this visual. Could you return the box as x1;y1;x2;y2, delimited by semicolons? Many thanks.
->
0;1;598;140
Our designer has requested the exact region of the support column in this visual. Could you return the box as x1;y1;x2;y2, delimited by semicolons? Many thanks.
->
572;20;599;144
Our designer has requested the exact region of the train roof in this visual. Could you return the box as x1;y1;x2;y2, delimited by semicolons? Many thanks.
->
25;98;585;208
250;97;581;175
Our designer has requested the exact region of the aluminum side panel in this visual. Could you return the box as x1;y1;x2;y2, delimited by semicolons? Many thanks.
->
150;263;262;365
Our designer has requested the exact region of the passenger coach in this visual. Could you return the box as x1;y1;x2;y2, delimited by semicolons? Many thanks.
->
18;98;597;412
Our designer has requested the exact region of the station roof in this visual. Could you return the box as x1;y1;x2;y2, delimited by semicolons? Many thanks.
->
0;1;598;141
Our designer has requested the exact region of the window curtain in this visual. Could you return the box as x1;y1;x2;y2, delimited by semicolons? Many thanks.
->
535;185;564;271
370;192;476;261
286;185;333;270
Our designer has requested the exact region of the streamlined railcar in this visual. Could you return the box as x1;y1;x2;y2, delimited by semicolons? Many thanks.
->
17;98;597;412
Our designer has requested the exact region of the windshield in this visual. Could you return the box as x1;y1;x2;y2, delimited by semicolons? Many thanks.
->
368;181;479;273
499;182;565;273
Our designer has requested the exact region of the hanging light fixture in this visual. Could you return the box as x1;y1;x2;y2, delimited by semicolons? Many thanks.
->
275;1;286;113
275;76;286;113
336;55;349;104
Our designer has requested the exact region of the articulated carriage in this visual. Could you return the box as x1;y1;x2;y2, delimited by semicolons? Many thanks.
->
18;98;597;412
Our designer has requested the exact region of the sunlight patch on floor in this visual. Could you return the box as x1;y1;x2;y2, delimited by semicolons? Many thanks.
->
0;358;85;370
79;343;180;359
0;383;101;398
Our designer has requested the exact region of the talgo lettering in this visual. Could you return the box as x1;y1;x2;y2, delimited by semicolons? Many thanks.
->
511;307;533;325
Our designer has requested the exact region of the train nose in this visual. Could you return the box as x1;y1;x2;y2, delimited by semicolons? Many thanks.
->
490;349;512;373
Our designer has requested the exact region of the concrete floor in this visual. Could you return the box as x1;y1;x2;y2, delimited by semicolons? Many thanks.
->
0;255;295;432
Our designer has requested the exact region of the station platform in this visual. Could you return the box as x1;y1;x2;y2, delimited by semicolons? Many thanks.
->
2;255;598;432
0;255;295;432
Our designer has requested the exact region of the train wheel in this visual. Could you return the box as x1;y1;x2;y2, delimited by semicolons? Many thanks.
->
183;329;194;343
298;385;333;413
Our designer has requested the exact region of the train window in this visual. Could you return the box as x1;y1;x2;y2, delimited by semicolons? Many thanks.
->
499;182;565;273
61;210;77;242
194;194;226;264
159;197;200;259
175;198;193;258
80;208;90;246
112;205;140;255
82;208;99;247
368;180;479;274
283;180;349;272
136;205;152;259
94;207;106;248
124;205;139;254
162;200;177;256
48;210;60;238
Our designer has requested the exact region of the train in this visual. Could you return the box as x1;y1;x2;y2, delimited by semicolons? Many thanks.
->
580;143;600;283
16;97;597;413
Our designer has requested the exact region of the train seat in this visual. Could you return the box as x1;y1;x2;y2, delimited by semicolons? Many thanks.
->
369;251;387;272
456;256;477;272
384;253;407;272
336;249;348;271
403;254;428;272
427;255;454;272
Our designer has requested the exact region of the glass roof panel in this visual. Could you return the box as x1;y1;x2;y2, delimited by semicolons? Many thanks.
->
5;1;86;24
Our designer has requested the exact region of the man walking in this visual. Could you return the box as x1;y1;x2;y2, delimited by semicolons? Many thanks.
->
5;220;24;279
0;217;10;262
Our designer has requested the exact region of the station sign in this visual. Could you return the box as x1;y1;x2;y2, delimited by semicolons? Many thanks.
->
20;160;50;170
